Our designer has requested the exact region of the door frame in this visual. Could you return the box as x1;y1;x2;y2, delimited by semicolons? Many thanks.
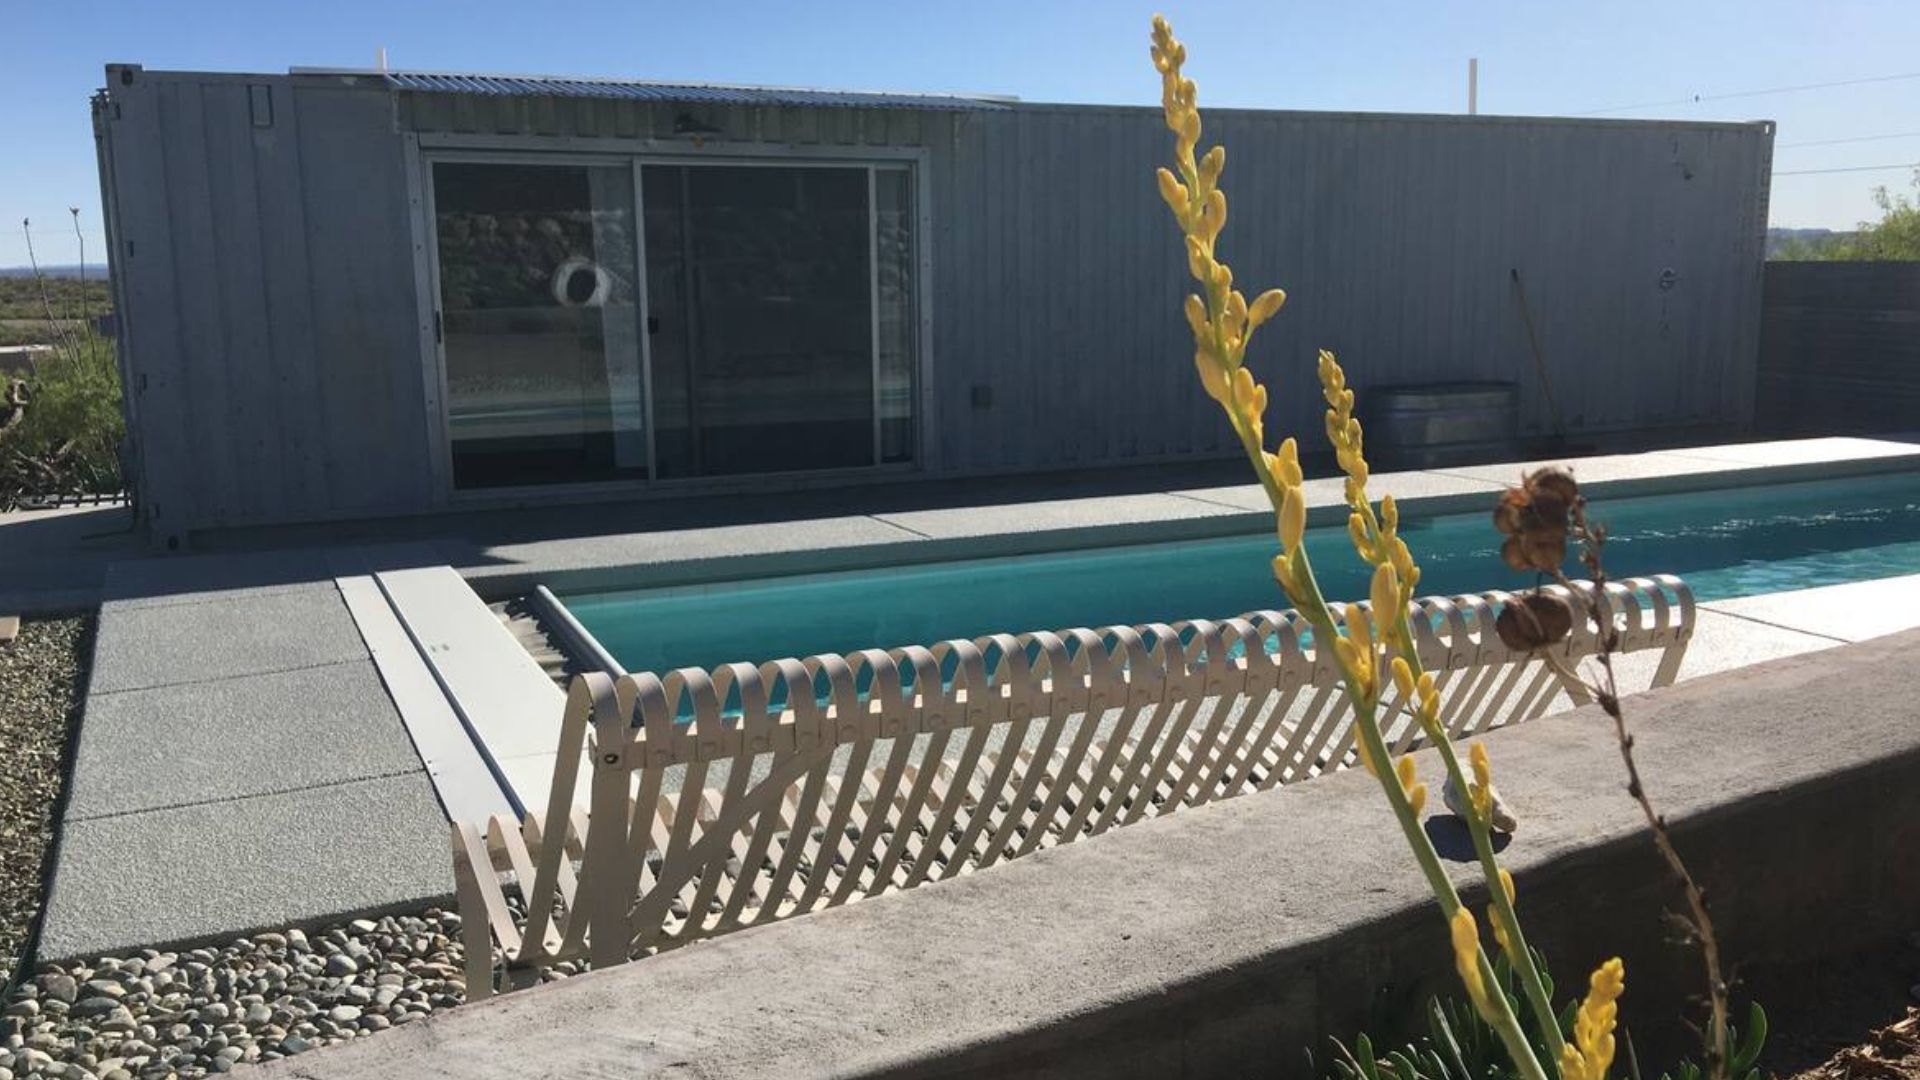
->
405;133;933;506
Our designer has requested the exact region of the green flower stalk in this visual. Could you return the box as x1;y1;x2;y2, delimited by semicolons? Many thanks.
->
1148;14;1609;1078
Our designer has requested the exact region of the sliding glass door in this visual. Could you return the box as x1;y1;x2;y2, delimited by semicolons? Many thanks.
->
430;155;917;491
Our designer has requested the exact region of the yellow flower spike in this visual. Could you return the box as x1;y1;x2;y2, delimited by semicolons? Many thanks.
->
1560;959;1626;1080
1450;908;1495;1020
1248;288;1287;328
1279;485;1306;552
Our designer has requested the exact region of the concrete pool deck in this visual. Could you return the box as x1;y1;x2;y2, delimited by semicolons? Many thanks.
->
25;434;1920;962
5;436;1918;615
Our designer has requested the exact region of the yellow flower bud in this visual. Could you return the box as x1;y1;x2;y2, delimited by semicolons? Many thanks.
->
1347;608;1373;661
1346;513;1369;557
1381;494;1398;533
1370;563;1399;626
1156;167;1189;220
1395;754;1425;815
1391;656;1416;700
1194;349;1228;403
1199;144;1225;186
1248;288;1287;328
1185;235;1211;282
1499;867;1515;905
1183;294;1208;338
1277;436;1303;486
1469;741;1494;822
1279;484;1305;552
1450;908;1492;1019
1230;366;1256;408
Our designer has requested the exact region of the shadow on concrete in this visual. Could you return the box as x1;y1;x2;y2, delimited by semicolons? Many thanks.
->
1424;814;1512;861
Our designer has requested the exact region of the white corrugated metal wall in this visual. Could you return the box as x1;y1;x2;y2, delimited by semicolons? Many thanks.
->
98;69;1772;537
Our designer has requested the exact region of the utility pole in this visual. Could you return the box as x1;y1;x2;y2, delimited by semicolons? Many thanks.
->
1468;58;1479;115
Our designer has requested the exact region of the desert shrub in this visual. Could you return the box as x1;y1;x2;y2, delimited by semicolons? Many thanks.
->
1;330;125;506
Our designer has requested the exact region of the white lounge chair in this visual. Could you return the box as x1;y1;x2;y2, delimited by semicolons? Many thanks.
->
454;575;1693;996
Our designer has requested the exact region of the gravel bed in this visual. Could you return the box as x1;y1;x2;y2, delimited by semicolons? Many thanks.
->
0;615;88;988
2;910;472;1078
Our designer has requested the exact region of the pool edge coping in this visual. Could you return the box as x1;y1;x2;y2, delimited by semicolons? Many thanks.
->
461;439;1920;602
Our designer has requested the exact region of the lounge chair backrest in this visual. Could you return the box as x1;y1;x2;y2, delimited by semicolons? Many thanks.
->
454;575;1693;996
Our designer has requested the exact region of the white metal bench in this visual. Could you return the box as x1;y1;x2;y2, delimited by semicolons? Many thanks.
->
453;575;1693;996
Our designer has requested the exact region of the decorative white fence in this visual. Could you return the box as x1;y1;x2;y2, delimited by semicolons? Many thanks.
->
453;576;1693;996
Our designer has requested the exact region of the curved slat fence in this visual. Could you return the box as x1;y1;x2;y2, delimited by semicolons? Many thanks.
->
454;576;1694;996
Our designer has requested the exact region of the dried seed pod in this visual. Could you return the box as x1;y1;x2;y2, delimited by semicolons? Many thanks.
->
1492;468;1582;573
1495;593;1575;652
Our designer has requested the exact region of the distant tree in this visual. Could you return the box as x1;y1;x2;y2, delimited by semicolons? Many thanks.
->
1772;169;1920;261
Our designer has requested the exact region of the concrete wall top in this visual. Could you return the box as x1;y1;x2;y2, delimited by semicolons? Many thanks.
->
263;627;1920;1078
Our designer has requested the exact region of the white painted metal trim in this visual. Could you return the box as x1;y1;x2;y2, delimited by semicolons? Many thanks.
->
868;166;883;466
402;134;454;504
338;574;516;823
416;130;925;160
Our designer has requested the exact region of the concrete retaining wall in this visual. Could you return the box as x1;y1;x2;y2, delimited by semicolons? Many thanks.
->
265;629;1920;1079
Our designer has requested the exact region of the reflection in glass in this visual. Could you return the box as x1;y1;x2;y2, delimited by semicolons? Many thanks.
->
434;162;644;488
644;164;890;478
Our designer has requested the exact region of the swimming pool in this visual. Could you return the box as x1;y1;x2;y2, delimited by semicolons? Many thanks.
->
564;470;1920;676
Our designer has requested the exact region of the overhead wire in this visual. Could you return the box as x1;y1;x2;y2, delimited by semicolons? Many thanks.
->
1577;70;1920;116
1773;162;1920;177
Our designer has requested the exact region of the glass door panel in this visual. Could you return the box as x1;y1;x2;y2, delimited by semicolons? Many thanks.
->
433;161;645;489
642;163;879;478
875;167;916;464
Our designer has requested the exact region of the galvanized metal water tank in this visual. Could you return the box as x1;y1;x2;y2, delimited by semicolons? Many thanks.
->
1356;381;1520;470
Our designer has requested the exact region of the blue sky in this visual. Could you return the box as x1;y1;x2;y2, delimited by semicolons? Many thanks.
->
4;0;1919;268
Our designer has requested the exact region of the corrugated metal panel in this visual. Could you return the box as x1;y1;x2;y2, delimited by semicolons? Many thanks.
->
381;71;1009;111
101;68;1773;536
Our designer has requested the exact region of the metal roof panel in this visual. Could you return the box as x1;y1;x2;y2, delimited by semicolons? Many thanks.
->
380;71;1010;110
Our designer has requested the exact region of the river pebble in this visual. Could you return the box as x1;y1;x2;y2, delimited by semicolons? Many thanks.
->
2;909;468;1078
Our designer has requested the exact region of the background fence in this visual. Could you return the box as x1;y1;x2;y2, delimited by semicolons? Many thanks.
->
1757;261;1920;436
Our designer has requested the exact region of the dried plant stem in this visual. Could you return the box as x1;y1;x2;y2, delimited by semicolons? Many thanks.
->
20;219;78;358
1554;503;1730;1080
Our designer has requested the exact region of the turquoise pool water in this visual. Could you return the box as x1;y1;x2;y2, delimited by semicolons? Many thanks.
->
565;471;1920;677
